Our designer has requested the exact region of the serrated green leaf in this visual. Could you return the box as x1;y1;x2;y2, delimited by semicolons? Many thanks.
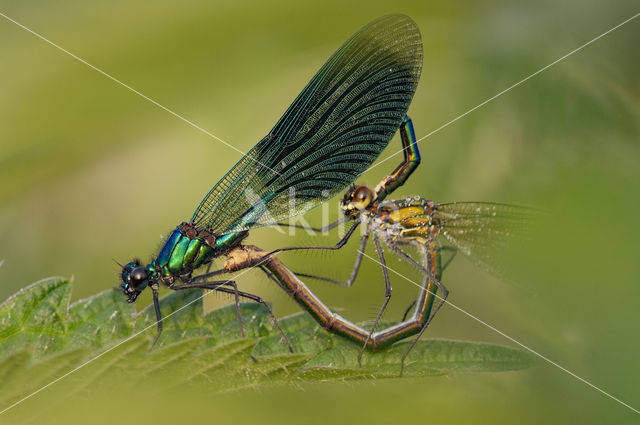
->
0;277;71;362
0;277;534;405
66;288;134;351
302;339;534;379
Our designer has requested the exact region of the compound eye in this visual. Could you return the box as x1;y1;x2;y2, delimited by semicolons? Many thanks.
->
131;267;147;282
130;267;148;290
340;186;355;203
352;186;372;210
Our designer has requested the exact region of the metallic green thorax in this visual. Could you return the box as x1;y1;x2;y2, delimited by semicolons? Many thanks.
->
152;223;245;280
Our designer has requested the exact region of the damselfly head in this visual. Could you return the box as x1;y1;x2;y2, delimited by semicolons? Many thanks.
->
340;185;374;217
120;260;150;303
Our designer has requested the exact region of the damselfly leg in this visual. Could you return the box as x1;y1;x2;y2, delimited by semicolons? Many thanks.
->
401;245;457;321
172;279;244;338
358;233;392;365
147;278;240;348
171;279;293;352
294;233;369;288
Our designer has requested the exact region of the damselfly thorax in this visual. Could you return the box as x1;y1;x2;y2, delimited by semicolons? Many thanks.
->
366;197;440;246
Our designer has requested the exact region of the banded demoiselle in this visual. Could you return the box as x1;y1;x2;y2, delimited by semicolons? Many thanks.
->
119;15;424;348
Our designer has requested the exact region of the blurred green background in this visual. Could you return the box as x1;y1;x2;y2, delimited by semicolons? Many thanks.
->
1;0;639;423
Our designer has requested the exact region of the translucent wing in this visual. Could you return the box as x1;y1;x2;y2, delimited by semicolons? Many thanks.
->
435;202;537;275
192;15;423;235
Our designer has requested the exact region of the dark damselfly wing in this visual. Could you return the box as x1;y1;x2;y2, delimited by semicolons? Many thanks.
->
191;15;423;235
435;202;538;275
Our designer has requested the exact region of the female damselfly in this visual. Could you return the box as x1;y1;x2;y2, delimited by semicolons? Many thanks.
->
271;114;532;371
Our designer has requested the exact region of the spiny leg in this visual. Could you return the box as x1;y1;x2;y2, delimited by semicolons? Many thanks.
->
401;245;456;321
294;233;369;288
417;245;452;327
205;266;293;353
396;241;457;272
388;242;429;274
173;279;293;353
212;285;293;353
400;244;448;375
388;242;449;306
148;280;243;349
397;243;429;321
150;283;162;348
172;279;244;338
358;233;392;366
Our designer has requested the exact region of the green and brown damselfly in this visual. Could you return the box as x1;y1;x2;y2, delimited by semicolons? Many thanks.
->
270;114;533;371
